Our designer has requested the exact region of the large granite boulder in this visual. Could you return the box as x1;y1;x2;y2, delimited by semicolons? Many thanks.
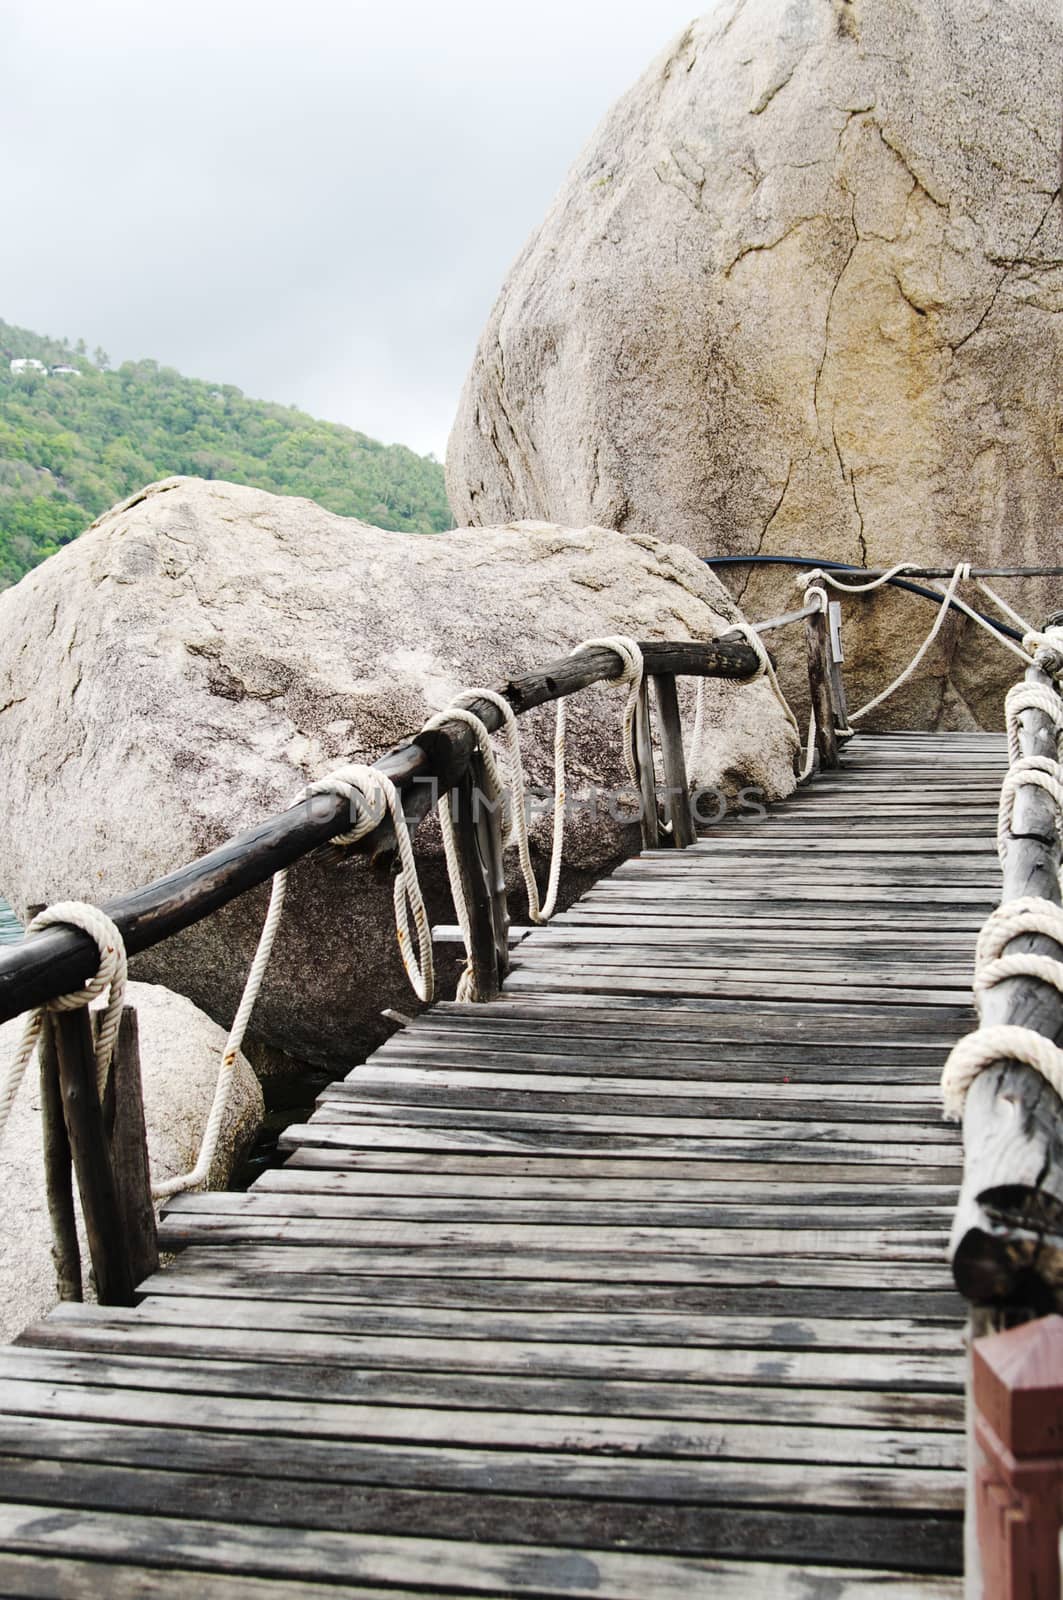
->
0;478;796;1066
446;0;1063;729
0;980;262;1342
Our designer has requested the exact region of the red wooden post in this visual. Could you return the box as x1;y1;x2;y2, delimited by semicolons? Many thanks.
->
973;1314;1063;1598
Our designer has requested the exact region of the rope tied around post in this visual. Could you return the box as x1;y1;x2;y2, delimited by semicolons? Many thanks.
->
156;762;435;1198
426;635;645;1002
691;616;808;777
0;902;127;1149
796;561;1055;728
940;655;1063;1120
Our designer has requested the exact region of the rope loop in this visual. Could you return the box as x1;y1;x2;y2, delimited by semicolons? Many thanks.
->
997;757;1063;866
942;1024;1063;1121
571;635;644;787
0;901;127;1153
1005;680;1063;765
307;763;434;1006
158;761;434;1198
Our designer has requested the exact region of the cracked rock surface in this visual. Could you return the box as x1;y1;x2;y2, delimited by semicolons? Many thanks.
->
446;0;1063;728
0;477;796;1065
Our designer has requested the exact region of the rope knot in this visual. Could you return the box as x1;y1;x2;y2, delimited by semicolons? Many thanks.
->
0;901;127;1155
303;762;391;846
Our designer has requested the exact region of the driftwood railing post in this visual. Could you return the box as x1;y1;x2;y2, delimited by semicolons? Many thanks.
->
826;600;851;736
101;1006;159;1287
38;1015;81;1302
449;760;509;1003
650;673;695;848
804;602;839;772
51;1007;135;1305
633;680;660;850
950;656;1063;1312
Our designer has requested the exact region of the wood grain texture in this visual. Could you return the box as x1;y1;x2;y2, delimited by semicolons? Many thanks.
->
0;733;997;1595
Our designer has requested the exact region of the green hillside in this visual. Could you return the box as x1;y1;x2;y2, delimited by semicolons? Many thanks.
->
0;319;453;589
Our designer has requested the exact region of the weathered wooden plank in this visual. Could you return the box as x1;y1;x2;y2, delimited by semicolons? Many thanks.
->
142;1241;956;1288
0;1503;968;1597
43;1297;965;1352
0;1487;962;1578
0;1341;966;1412
0;1378;964;1467
136;1256;965;1318
166;1187;952;1229
0;1432;966;1513
279;1147;964;1185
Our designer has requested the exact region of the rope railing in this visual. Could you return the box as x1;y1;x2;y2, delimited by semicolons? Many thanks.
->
5;560;1060;1314
940;617;1063;1317
2;619;822;1311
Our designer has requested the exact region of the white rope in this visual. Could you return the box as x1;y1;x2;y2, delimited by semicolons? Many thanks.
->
997;758;1063;868
801;561;917;595
571;635;645;787
692;614;809;779
942;1024;1063;1121
421;704;510;1004
1005;680;1063;765
448;689;565;926
941;900;1063;1120
800;564;1043;728
0;902;127;1150
157;763;434;1197
313;763;434;1006
972;897;1063;998
812;563;969;722
424;637;645;1002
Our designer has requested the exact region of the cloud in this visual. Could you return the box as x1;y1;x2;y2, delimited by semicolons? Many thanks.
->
0;0;701;456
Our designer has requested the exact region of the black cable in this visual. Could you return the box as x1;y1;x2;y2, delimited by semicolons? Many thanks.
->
702;553;1024;642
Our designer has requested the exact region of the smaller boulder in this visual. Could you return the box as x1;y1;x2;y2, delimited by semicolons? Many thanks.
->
0;981;263;1342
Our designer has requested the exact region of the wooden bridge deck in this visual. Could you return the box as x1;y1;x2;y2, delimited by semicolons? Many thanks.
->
0;732;1006;1597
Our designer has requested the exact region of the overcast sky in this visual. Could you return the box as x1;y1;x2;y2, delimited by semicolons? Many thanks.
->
1;0;700;459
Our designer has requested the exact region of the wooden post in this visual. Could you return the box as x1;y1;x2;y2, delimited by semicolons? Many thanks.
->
650;673;695;849
100;1006;159;1286
52;1007;135;1305
826;600;852;737
476;773;510;994
449;764;507;1002
950;659;1063;1309
971;1314;1063;1599
38;1016;82;1303
804;604;839;771
634;680;660;850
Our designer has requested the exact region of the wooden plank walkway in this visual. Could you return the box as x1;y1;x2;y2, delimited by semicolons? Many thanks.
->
0;731;1004;1596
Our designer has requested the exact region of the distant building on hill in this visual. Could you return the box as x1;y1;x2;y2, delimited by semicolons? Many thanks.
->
50;364;81;377
9;358;46;375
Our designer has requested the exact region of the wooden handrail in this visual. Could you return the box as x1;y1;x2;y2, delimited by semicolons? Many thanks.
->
0;631;762;1024
950;656;1063;1317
